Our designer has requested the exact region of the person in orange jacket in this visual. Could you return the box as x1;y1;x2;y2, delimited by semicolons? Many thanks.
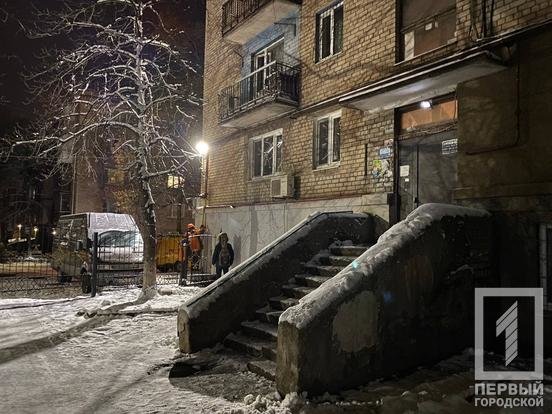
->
187;224;202;254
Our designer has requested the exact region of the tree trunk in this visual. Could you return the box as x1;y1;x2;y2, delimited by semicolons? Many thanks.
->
139;182;157;296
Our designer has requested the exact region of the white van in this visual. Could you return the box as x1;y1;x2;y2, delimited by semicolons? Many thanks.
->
52;213;143;292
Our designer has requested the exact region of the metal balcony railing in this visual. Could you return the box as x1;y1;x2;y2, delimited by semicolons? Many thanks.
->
222;0;301;36
222;0;269;35
219;61;300;123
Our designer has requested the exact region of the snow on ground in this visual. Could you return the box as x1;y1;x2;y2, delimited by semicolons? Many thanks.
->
0;286;201;350
0;288;550;413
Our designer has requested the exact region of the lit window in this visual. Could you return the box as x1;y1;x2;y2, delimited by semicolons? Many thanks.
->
167;175;184;188
316;1;344;62
399;98;457;133
314;111;341;168
251;130;283;178
399;0;456;60
107;168;125;184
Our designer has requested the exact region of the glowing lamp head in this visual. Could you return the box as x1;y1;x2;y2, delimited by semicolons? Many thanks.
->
195;141;209;156
420;100;432;109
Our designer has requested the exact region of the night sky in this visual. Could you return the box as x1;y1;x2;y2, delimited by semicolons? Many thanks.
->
0;0;205;132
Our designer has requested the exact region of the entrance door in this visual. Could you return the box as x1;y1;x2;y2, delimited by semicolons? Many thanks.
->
397;130;458;220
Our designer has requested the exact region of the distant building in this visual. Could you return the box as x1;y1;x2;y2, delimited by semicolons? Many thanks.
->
202;0;552;304
0;161;68;251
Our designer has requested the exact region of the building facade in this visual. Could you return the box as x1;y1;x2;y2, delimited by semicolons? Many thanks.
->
202;0;552;303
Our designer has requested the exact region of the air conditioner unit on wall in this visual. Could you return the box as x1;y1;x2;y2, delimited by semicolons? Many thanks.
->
271;175;294;198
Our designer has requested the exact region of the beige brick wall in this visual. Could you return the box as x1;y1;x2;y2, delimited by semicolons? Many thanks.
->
204;0;552;208
207;107;394;206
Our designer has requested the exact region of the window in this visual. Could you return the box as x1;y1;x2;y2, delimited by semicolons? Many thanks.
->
60;192;71;214
107;168;125;185
316;1;343;61
251;39;284;98
251;130;283;178
167;175;184;188
169;204;179;219
399;98;457;133
314;111;341;168
399;0;456;61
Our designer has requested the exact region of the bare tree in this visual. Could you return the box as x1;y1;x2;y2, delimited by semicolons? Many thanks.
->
12;0;200;296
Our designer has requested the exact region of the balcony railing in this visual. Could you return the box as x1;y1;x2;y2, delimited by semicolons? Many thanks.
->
222;0;269;36
222;0;301;39
219;61;300;124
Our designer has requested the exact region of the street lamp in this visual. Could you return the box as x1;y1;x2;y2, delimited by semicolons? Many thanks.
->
196;141;209;156
33;226;38;238
17;224;22;240
195;141;210;227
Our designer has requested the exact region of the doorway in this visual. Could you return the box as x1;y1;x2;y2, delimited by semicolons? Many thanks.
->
250;38;284;100
394;96;458;220
397;130;458;220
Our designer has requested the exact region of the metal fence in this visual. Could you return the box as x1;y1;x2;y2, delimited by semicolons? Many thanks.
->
0;232;216;296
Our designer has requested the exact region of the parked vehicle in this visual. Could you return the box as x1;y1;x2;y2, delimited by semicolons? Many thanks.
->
52;213;143;292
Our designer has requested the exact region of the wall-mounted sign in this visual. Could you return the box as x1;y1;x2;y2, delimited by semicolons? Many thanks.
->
442;138;458;155
400;165;410;177
372;159;392;179
379;147;392;159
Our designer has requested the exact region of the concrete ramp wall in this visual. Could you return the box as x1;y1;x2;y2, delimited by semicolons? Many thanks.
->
277;204;492;394
178;211;374;353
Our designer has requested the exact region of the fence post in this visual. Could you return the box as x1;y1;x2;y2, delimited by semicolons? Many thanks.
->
180;239;187;286
91;232;98;297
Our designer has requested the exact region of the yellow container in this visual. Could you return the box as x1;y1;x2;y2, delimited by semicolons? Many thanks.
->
156;235;184;271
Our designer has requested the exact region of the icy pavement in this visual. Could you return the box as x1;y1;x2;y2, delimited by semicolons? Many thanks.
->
0;288;550;413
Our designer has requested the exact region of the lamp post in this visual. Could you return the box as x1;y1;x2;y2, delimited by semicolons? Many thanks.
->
31;226;38;256
195;141;209;227
17;224;22;240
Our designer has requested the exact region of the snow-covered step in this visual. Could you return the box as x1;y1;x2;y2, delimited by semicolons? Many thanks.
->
326;255;357;267
281;284;315;299
293;274;331;288
247;359;276;381
329;245;368;256
269;295;298;311
303;264;344;277
224;333;275;359
255;306;283;325
241;320;278;341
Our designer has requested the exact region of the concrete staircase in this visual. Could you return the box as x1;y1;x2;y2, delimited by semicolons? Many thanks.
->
223;242;369;380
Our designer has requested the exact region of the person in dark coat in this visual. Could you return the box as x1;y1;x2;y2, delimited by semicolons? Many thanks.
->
212;232;234;278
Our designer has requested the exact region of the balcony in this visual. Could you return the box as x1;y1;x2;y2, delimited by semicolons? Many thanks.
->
222;0;301;44
219;61;300;128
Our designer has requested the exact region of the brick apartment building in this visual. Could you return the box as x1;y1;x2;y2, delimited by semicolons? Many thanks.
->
201;0;552;305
